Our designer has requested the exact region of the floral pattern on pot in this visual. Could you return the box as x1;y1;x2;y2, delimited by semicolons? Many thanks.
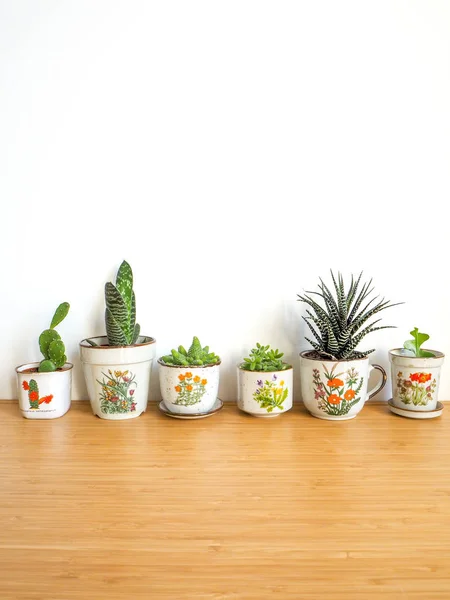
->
97;370;137;414
254;374;289;413
174;372;208;406
396;371;436;406
312;365;364;416
22;380;53;409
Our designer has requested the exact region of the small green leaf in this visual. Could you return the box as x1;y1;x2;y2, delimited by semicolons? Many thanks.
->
404;327;435;357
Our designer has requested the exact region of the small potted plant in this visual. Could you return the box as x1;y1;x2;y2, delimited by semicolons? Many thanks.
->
79;261;156;420
158;337;220;415
298;272;399;420
389;328;445;414
237;343;293;417
16;302;72;419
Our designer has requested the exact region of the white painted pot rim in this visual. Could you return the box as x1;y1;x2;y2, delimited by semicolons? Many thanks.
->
16;362;74;374
237;364;293;372
80;336;156;348
158;359;221;368
300;350;369;363
389;348;445;359
80;336;156;366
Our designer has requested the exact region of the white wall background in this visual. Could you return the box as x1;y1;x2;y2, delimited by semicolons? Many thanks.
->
1;0;449;403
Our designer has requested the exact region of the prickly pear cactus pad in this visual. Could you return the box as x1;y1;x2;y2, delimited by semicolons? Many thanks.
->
38;302;70;372
160;337;220;367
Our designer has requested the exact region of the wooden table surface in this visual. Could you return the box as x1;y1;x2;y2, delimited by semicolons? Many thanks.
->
0;400;449;599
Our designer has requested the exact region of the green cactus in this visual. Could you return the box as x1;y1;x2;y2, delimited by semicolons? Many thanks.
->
28;379;39;409
105;261;140;346
38;302;70;372
160;337;220;366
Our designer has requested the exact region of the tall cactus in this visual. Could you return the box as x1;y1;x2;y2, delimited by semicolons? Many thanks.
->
38;302;70;372
22;380;53;408
105;261;140;346
27;379;39;409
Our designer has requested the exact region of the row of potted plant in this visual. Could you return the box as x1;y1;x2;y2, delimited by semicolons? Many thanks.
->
15;263;445;421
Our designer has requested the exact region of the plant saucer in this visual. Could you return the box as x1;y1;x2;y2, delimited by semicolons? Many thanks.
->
158;398;224;420
388;399;444;419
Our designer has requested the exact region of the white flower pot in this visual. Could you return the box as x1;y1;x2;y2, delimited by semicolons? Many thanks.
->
299;351;386;421
389;348;444;411
237;367;293;417
16;362;73;419
80;336;156;420
158;360;220;415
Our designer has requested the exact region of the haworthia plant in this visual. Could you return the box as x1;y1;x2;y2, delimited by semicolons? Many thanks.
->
297;271;401;360
105;261;140;346
38;302;70;372
160;337;220;366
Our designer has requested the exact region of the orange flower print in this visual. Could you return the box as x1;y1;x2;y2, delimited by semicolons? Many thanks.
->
410;372;431;384
178;374;185;381
174;385;181;393
39;395;53;405
185;372;193;379
327;378;344;388
194;375;201;383
344;389;356;401
328;394;341;405
186;384;193;392
201;379;207;386
22;381;29;391
29;391;39;401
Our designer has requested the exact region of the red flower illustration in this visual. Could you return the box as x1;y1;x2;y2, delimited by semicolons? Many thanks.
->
130;389;134;396
344;389;356;401
328;394;341;405
29;391;38;401
327;378;344;388
410;372;432;384
22;381;29;391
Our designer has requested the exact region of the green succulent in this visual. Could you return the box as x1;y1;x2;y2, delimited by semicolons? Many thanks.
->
160;337;220;366
105;260;140;346
403;327;435;358
38;302;70;372
297;271;400;360
240;343;291;372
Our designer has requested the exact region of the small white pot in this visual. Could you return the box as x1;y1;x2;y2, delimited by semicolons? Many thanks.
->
300;351;387;421
16;362;73;419
237;366;293;417
158;360;220;415
80;336;156;420
389;348;444;411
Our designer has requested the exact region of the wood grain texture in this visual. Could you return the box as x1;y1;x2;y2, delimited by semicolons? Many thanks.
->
0;400;449;599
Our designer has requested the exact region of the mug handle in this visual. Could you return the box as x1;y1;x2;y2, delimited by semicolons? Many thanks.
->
366;364;387;400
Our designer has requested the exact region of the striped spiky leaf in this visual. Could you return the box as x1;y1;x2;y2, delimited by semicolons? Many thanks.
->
297;271;400;360
105;307;128;346
105;282;130;342
116;261;133;314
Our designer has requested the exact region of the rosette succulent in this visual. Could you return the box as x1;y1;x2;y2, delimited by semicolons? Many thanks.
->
240;343;291;372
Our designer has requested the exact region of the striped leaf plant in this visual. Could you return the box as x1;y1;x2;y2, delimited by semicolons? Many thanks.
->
298;271;401;361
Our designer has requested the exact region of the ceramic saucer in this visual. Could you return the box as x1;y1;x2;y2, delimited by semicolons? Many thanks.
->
158;398;224;419
388;399;444;419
